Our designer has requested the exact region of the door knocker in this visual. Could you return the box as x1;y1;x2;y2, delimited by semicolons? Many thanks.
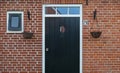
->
59;25;66;38
60;25;65;33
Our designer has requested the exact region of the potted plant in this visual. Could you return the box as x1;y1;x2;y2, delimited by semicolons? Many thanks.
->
90;9;102;38
23;10;34;39
90;21;102;38
90;31;102;38
23;31;33;39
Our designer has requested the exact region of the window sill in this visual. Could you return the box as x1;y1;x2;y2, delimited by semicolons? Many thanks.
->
6;31;23;33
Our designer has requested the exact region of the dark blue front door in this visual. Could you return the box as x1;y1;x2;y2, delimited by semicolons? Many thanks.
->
45;17;80;73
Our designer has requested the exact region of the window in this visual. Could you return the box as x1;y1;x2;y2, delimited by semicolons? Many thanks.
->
69;7;80;14
7;11;24;33
45;6;80;15
57;7;68;14
45;7;56;14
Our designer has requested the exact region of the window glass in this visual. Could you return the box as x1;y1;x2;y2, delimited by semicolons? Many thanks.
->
45;7;56;14
57;7;67;14
11;17;19;27
69;7;80;14
45;6;80;15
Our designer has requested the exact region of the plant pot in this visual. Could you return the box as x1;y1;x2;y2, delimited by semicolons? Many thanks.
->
23;32;33;39
90;31;102;38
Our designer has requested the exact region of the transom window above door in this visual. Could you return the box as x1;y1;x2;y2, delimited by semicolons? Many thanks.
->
45;5;81;15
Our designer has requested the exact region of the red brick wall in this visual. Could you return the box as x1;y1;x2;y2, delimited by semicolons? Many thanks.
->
0;0;42;73
0;0;120;73
83;0;120;73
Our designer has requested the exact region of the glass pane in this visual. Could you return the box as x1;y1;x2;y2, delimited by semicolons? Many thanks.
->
11;17;19;27
57;7;67;14
69;7;80;14
45;7;56;14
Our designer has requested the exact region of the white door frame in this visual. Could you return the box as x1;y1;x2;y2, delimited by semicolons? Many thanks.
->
42;4;83;73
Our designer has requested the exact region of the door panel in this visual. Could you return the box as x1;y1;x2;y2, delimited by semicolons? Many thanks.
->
45;17;80;73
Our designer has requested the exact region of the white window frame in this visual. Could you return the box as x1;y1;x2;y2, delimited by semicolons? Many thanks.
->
7;11;24;33
44;4;81;17
42;4;83;73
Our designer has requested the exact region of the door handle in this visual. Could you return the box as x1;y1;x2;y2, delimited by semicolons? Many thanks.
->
46;48;49;52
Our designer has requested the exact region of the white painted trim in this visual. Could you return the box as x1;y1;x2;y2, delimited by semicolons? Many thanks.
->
44;4;82;7
42;5;45;73
6;11;24;33
80;5;83;73
42;4;83;73
45;15;81;17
